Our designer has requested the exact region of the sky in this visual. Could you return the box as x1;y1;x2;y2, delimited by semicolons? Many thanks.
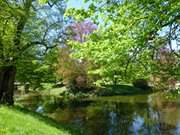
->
67;0;90;9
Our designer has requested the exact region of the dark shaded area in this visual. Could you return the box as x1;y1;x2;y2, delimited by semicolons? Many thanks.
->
133;79;151;90
0;66;16;105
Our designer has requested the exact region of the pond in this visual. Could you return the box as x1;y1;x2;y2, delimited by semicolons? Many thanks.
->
17;94;180;135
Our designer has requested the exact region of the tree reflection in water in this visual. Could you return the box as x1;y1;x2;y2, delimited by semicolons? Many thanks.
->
18;94;180;135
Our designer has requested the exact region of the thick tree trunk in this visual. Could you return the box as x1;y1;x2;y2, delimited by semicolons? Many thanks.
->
0;66;16;105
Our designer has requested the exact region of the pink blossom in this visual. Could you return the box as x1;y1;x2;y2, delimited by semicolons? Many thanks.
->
69;20;98;42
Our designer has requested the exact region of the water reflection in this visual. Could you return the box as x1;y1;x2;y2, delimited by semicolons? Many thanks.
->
129;115;145;135
175;123;180;135
35;106;44;113
108;111;117;135
17;95;180;135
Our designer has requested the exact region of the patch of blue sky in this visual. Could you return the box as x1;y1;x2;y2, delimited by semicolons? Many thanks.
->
158;26;179;50
67;0;91;9
66;0;105;27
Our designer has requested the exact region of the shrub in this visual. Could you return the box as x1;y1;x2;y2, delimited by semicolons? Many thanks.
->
133;79;149;90
57;48;92;93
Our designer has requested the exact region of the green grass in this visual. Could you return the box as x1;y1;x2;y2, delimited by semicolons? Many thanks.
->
96;84;152;96
0;106;80;135
42;87;67;96
15;87;67;102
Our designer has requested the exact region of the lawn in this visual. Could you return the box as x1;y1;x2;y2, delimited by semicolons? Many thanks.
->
0;106;79;135
96;84;152;96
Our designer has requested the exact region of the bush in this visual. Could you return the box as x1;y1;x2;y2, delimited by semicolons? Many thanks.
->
57;48;92;93
133;79;149;90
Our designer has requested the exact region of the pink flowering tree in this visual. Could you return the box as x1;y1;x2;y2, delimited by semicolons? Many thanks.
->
69;20;98;42
57;20;97;91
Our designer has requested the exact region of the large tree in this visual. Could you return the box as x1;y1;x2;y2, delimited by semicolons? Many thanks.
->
0;0;66;104
66;0;180;86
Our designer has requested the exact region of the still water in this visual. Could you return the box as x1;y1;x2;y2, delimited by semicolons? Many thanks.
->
17;94;180;135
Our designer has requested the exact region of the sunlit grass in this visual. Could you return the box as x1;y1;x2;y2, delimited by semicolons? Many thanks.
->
0;106;79;135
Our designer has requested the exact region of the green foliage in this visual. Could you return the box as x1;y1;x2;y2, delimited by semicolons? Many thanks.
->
66;0;180;88
164;89;180;100
0;0;37;62
57;48;91;92
16;48;58;90
65;8;91;21
0;0;66;91
39;0;48;4
0;0;179;94
96;84;151;96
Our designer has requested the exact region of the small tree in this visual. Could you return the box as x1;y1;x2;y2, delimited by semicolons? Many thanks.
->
151;47;179;90
57;20;97;92
57;47;90;92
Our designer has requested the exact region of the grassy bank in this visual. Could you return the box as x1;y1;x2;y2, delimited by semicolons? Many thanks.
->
95;84;152;96
0;106;80;135
15;84;153;104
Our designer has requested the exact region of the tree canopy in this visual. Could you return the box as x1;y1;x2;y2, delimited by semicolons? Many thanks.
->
66;0;180;85
0;0;179;104
0;0;66;104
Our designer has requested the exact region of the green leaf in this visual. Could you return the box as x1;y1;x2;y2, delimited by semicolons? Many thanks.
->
39;0;48;4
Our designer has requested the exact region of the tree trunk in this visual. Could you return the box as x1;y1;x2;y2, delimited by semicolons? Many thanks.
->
24;83;30;94
0;66;16;105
